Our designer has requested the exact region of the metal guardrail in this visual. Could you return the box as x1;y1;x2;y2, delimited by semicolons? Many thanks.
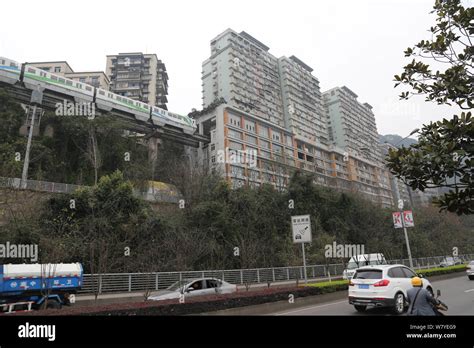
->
0;177;179;203
79;254;474;294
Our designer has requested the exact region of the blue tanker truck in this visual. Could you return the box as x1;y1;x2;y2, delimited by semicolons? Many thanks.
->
0;263;83;313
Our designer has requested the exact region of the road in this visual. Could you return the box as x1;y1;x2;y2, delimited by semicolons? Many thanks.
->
273;274;474;315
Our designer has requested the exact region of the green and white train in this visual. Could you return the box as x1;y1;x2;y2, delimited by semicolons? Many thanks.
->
0;57;196;134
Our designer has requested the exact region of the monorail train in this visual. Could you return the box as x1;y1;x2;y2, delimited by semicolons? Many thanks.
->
0;57;196;134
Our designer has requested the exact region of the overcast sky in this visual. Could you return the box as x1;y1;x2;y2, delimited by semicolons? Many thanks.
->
1;0;470;137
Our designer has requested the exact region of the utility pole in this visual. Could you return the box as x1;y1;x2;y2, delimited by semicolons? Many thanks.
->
398;198;414;269
21;86;43;189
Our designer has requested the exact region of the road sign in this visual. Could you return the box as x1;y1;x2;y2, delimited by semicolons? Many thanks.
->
403;210;414;227
392;212;403;228
291;215;312;243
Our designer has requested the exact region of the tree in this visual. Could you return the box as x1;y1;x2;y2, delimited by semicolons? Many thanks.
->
388;0;474;214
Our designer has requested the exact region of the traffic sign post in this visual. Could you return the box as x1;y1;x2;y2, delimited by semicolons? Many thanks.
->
393;200;414;269
291;215;312;284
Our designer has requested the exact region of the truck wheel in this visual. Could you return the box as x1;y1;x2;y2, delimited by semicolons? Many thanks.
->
354;305;367;312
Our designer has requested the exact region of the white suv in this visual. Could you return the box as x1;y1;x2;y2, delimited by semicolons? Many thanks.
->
348;264;433;314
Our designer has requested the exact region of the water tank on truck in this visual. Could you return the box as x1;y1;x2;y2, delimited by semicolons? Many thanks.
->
0;263;83;312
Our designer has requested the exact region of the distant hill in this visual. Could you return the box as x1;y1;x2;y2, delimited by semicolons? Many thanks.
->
379;134;417;148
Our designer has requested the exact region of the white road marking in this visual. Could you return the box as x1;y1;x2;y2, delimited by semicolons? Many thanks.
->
464;289;474;293
275;300;348;315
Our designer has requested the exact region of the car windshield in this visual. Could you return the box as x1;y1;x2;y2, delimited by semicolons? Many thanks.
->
167;280;190;291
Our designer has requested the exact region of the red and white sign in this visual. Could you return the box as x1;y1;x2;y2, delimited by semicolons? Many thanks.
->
392;212;403;228
393;211;415;228
403;210;415;227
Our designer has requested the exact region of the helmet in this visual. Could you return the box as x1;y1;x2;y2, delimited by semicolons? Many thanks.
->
411;277;423;287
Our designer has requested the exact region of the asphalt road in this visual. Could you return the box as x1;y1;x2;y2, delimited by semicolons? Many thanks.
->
273;274;474;316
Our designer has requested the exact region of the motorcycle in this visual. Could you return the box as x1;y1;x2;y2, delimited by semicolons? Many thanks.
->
432;289;448;316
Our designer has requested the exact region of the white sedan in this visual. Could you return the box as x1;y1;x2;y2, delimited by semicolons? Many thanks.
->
148;278;237;301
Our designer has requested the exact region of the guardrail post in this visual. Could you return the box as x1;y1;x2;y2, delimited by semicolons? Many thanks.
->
272;268;275;282
240;270;243;284
257;269;260;283
128;274;132;292
99;275;102;294
286;268;290;281
155;273;159;290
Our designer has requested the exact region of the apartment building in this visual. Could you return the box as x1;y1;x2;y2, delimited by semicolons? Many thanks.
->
202;30;284;126
196;29;393;207
323;86;382;163
106;52;168;109
29;61;110;89
278;56;328;146
65;71;110;89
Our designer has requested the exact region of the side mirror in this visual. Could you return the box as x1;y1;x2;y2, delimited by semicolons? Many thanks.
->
186;287;195;293
437;289;441;297
418;274;424;278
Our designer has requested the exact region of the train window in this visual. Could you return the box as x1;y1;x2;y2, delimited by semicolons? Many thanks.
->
59;78;65;83
28;68;36;73
86;86;92;91
76;83;82;88
66;80;72;86
0;59;4;65
108;93;113;98
99;90;105;95
51;75;58;81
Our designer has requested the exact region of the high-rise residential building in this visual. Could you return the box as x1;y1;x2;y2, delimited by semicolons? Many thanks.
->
202;31;284;126
29;61;110;89
106;52;168;109
323;86;381;163
195;29;393;207
278;56;328;146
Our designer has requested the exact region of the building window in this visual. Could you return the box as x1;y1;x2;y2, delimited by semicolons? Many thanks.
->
246;135;257;145
54;67;61;73
229;115;241;127
260;140;270;149
228;129;242;140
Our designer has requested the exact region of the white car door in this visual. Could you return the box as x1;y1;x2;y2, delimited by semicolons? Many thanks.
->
397;267;415;295
388;267;406;296
184;280;206;298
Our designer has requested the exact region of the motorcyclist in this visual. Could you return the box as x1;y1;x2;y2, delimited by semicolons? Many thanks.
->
406;277;438;316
